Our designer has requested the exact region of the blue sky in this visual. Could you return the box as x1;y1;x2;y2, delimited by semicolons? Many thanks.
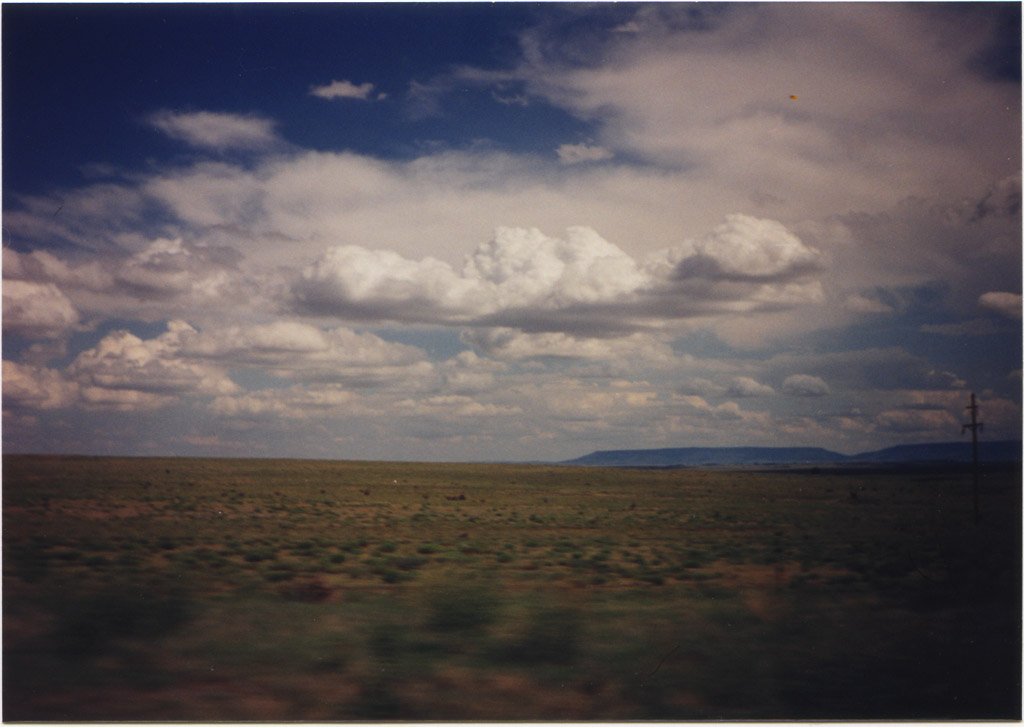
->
3;2;1021;462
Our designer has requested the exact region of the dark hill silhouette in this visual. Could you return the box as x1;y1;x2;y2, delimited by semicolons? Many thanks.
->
562;440;1021;467
850;440;1022;463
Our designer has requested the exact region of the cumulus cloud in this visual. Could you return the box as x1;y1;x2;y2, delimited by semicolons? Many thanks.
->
2;280;79;338
115;238;246;300
68;321;239;410
979;291;1022;319
293;225;647;326
782;374;831;397
463;225;647;309
3;238;260;328
2;360;79;410
556;143;613;164
4;140;832;341
6;167;830;342
294;245;481;322
3;248;111;290
920;319;1000;337
182;320;330;362
727;376;775;397
970;171;1022;221
537;381;661;423
875;408;958;433
504;4;1018;219
820;177;1022;321
148;110;280;150
463;328;675;364
184;322;436;389
677;377;726;398
309;79;380;100
767;348;966;393
679;375;776;400
4;5;1019;460
395;394;522;420
675;394;746;422
4;133;810;281
843;294;894;314
211;384;357;420
294;218;825;335
667;215;823;283
438;350;507;395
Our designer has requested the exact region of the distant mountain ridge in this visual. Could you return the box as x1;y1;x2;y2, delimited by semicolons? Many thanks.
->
562;441;1022;467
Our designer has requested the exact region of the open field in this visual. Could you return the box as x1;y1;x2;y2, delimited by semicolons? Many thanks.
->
3;454;1020;720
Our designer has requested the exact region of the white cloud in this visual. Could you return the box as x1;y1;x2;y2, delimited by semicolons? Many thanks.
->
6;158;833;341
782;374;831;397
536;380;661;423
183;320;330;362
979;291;1021;319
309;79;379;100
556;143;613;164
3;6;1019;460
68;321;240;410
3;248;111;290
4;238;259;329
294;244;482;322
294;219;825;335
970;171;1022;221
463;225;647;309
148;110;280;150
506;4;1018;220
678;377;726;398
2;360;79;410
115;238;242;299
184;321;437;389
8;138;1011;354
843;294;894;314
211;384;358;420
293;225;649;326
94;146;778;272
142;161;268;229
727;376;775;397
395;394;522;420
875;408;958;433
668;215;823;282
675;394;746;422
767;348;967;394
439;350;506;395
2;280;79;338
920;319;1000;337
463;327;675;364
810;177;1022;322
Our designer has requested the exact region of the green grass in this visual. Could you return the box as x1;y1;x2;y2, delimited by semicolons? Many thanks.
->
2;454;1020;720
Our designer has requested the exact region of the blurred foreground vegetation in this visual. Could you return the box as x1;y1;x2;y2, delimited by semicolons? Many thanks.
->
3;454;1020;720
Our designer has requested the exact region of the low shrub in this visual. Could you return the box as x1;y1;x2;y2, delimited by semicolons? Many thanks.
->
54;583;194;658
265;570;295;582
426;582;499;633
244;548;276;563
278;578;333;602
393;555;429;571
498;603;584;665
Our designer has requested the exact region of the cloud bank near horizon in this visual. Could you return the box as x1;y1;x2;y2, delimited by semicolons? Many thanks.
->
3;3;1020;461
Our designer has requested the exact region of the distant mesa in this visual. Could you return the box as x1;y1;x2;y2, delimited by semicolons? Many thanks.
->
561;441;1022;468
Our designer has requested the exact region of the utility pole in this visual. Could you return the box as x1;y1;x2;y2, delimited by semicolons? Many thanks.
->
962;393;983;525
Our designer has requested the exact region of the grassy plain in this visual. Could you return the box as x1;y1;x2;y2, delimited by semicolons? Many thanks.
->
3;454;1020;720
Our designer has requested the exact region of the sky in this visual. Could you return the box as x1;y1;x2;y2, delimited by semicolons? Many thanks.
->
2;2;1021;463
